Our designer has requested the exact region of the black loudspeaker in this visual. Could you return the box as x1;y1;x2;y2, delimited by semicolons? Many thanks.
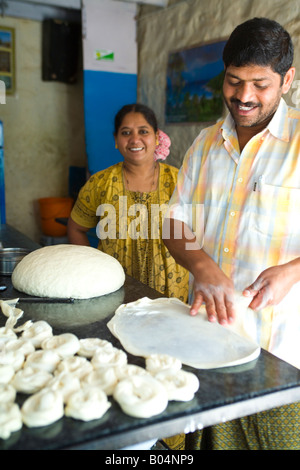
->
42;19;81;84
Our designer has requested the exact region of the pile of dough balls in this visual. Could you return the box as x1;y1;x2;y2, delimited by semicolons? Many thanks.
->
0;300;200;441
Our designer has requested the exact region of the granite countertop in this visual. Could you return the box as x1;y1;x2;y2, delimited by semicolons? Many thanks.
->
1;224;300;450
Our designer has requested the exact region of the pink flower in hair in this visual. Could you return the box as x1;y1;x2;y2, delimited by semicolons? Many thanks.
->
154;130;171;161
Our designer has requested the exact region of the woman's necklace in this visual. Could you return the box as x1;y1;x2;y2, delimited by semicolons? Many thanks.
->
123;162;158;193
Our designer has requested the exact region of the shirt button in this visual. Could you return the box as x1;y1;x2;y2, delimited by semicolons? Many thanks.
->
230;211;235;216
224;247;229;253
238;178;243;183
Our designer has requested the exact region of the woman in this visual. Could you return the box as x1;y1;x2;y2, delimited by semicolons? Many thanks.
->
68;103;188;303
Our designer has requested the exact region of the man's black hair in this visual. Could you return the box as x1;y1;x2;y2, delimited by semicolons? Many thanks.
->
223;17;294;83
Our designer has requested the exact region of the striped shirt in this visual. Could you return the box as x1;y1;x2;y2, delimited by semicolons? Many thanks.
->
167;98;300;368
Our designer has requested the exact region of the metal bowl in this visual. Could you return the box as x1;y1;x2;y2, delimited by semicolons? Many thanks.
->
0;248;31;275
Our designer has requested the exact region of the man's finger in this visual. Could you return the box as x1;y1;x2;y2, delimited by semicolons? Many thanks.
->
190;293;204;316
248;286;273;310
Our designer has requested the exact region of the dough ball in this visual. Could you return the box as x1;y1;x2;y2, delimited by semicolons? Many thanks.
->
154;369;200;401
145;354;182;375
47;373;81;403
25;350;60;373
12;244;125;299
21;389;64;428
12;367;53;394
41;333;80;359
0;384;16;404
0;349;24;371
83;367;118;396
91;346;127;369
0;328;17;348
78;338;114;358
21;320;53;348
0;365;15;384
5;338;35;357
0;403;22;440
55;356;93;380
113;375;168;418
65;386;111;421
114;364;151;381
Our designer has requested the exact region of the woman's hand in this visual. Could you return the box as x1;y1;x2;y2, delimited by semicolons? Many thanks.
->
67;218;90;246
243;259;300;310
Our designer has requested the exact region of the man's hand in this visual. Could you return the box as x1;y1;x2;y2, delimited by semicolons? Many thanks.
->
190;254;235;326
243;259;300;310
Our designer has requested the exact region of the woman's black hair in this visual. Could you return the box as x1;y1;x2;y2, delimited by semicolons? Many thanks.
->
223;17;294;83
114;103;158;135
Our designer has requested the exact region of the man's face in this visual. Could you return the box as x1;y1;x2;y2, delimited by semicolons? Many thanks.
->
223;64;288;129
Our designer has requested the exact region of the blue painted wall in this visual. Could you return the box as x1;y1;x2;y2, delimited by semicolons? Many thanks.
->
83;70;137;176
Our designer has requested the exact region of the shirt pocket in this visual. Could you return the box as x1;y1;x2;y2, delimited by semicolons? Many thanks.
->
248;183;300;240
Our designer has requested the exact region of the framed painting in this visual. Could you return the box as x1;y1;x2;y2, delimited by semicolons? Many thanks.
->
0;27;15;95
165;39;227;123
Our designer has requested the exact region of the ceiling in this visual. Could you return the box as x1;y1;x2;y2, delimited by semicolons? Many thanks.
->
17;0;168;6
1;0;168;22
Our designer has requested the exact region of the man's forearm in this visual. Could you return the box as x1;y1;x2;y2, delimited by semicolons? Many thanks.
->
162;218;209;276
163;218;236;322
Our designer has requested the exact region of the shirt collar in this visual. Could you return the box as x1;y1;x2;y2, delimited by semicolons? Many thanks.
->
221;98;290;143
267;98;290;142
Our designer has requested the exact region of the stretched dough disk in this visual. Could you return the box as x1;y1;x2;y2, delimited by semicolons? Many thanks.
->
12;244;125;299
108;297;260;369
113;375;168;418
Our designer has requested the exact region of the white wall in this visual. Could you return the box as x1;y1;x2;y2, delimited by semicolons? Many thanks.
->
0;16;86;242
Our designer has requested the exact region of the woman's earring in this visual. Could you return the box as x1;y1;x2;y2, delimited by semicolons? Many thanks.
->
115;142;118;149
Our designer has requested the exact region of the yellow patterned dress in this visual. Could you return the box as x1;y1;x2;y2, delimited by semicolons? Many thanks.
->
70;162;188;303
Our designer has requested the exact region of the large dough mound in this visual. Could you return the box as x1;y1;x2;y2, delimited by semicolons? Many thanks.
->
12;245;125;299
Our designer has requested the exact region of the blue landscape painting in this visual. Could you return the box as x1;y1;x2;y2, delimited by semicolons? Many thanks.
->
165;40;227;123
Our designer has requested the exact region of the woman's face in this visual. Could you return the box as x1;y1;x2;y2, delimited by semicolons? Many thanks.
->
115;112;158;165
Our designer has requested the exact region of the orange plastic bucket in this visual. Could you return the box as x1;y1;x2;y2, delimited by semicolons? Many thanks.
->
39;197;73;237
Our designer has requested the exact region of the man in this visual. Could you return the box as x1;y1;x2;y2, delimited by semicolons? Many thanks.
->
163;17;300;449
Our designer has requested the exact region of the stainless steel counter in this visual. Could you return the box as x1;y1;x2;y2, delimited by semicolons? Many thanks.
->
1;224;300;450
